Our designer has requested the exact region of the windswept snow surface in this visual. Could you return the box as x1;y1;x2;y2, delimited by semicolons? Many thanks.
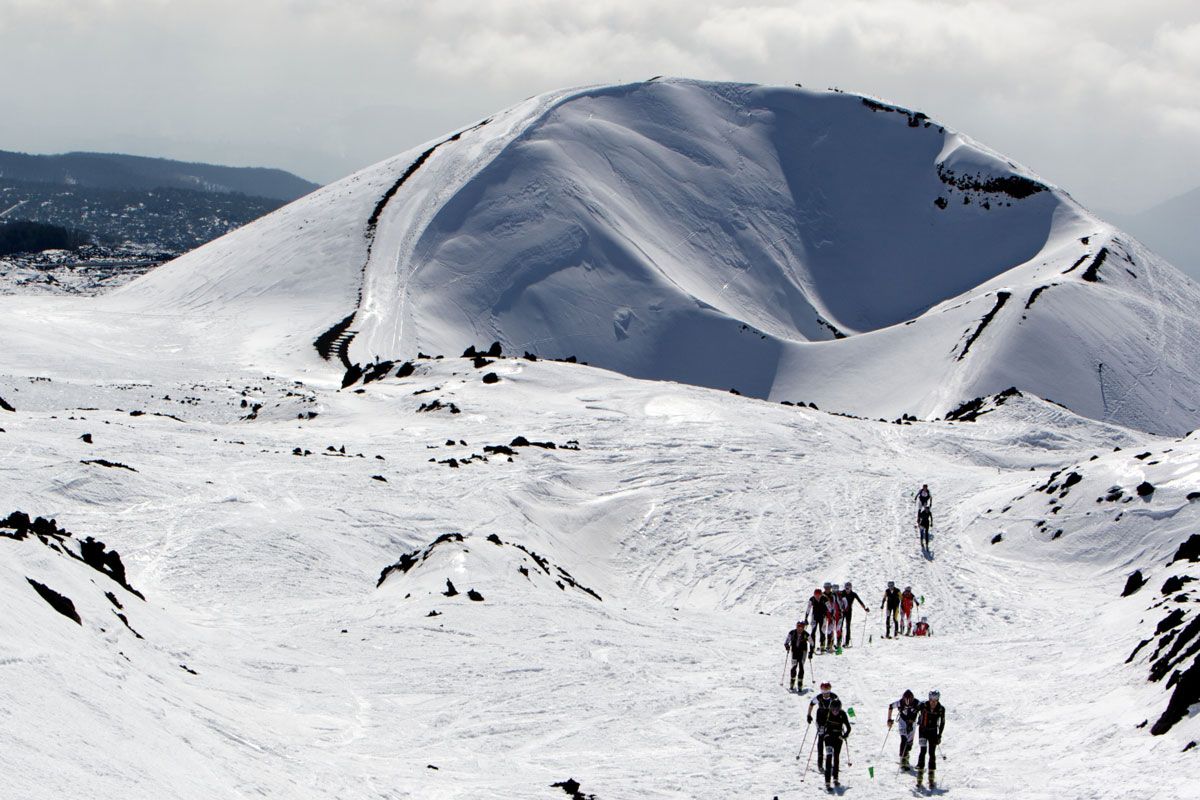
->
107;79;1200;434
1;350;1198;799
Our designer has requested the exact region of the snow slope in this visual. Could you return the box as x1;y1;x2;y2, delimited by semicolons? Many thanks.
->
1;351;1198;799
101;78;1200;434
0;78;1198;799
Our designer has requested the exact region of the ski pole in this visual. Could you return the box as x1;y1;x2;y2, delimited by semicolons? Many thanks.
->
797;719;812;759
877;725;892;757
780;650;789;686
800;732;819;780
845;737;853;767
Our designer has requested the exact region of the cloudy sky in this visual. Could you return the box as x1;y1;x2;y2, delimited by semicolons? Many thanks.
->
1;0;1198;213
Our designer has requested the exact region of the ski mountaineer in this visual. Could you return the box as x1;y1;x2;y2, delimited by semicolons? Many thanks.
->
917;505;933;549
887;689;921;770
881;581;902;638
901;586;920;635
841;581;868;646
914;616;931;636
822;698;853;790
827;583;846;651
807;682;840;773
784;621;811;691
916;690;946;789
917;484;932;512
807;588;828;652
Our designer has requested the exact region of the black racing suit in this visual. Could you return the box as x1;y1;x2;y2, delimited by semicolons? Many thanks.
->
807;595;828;650
808;691;839;770
918;506;933;548
842;590;867;644
784;627;810;687
881;587;902;637
822;708;852;783
916;701;946;773
890;697;920;762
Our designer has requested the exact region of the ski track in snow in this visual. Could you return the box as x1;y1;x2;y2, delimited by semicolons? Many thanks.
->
0;354;1195;799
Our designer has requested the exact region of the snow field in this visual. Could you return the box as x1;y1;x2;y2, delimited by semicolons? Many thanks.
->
2;356;1196;798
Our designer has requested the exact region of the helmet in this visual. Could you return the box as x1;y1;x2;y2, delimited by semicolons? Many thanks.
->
823;582;832;589
821;681;832;690
831;699;842;709
814;588;823;595
920;616;928;623
887;581;895;588
929;690;940;700
844;581;852;588
904;586;912;592
798;620;807;626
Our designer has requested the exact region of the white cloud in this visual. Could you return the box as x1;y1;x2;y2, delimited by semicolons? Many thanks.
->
0;0;1196;210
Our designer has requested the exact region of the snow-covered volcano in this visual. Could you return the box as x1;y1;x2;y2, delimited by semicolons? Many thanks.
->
1;80;1199;800
108;79;1200;434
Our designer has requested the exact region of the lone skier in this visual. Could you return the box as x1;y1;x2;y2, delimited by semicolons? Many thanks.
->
900;586;920;635
822;698;853;790
881;581;902;638
784;621;811;691
841;581;868;646
807;681;839;774
887;689;921;770
917;505;933;549
916;690;946;789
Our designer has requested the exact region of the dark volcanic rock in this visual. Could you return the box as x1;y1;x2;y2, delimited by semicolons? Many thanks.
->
482;372;500;384
27;578;81;624
1136;481;1155;498
1122;570;1146;596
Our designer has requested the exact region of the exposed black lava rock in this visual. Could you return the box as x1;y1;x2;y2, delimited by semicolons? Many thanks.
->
363;361;395;384
467;589;484;602
81;459;137;472
484;445;515;456
417;399;461;414
27;578;81;624
1170;534;1200;564
341;363;364;389
80;433;93;444
482;372;500;384
1188;492;1200;502
486;533;503;545
1162;576;1195;594
958;292;1011;361
1155;609;1186;635
990;533;1003;544
524;351;538;361
443;579;459;597
1136;482;1156;497
0;395;14;412
472;356;493;369
1080;247;1109;283
485;341;502;357
396;361;415;379
1151;656;1200;736
551;778;597;799
1123;570;1146;596
371;475;387;482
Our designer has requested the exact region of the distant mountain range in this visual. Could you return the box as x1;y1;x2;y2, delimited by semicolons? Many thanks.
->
0;150;319;254
1107;187;1200;283
0;150;318;201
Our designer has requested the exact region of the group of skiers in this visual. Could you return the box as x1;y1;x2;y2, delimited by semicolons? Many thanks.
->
880;580;929;639
801;581;868;658
781;485;943;791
